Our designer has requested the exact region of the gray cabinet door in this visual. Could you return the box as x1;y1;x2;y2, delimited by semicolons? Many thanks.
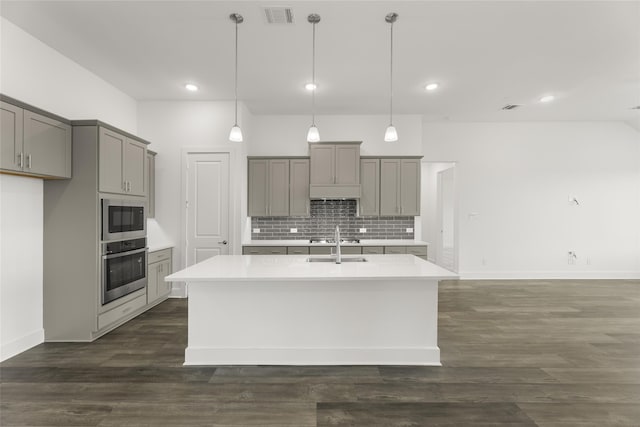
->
359;158;379;216
23;110;72;178
146;152;156;218
158;259;172;297
309;145;335;184
335;145;359;185
380;159;400;216
0;101;23;172
290;159;310;216
248;159;269;216
124;138;146;196
400;159;420;216
147;262;159;304
99;128;125;194
269;159;290;216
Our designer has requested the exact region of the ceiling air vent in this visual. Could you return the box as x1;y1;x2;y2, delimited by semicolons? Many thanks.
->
501;104;521;110
263;7;294;24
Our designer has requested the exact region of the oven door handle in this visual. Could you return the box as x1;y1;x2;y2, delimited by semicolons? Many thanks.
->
102;248;148;259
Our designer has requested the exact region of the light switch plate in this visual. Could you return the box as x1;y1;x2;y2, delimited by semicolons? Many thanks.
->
359;228;367;233
253;228;260;233
406;228;413;233
290;228;298;233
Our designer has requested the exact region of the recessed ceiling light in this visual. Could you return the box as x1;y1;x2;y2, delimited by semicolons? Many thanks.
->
425;83;439;91
539;95;555;103
185;83;199;92
305;82;317;91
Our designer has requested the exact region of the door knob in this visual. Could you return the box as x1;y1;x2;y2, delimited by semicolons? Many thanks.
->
219;240;228;245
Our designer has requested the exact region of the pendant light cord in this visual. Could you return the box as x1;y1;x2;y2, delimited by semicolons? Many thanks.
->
234;18;239;126
311;21;316;127
389;20;394;126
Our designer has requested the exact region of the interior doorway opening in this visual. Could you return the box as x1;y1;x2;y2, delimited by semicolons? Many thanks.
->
421;162;458;272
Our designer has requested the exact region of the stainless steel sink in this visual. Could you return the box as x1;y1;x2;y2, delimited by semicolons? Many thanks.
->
306;256;368;263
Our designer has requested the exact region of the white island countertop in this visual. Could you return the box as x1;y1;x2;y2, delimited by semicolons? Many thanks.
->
165;254;457;282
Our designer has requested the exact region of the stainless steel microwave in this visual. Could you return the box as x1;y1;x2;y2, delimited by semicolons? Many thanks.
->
101;199;146;241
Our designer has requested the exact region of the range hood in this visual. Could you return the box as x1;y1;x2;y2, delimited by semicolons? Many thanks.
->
309;184;360;199
309;141;362;199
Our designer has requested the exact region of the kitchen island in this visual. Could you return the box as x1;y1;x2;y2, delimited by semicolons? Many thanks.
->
165;254;458;366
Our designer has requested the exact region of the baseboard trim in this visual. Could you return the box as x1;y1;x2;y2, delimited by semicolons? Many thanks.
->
458;270;640;280
184;346;441;366
0;328;44;362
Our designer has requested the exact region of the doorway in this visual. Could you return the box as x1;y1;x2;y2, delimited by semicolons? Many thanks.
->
421;162;458;272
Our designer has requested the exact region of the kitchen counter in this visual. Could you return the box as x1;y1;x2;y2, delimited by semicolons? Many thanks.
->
242;239;430;247
166;255;457;366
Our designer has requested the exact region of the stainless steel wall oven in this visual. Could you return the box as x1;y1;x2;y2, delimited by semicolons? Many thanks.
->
102;238;147;305
102;199;146;241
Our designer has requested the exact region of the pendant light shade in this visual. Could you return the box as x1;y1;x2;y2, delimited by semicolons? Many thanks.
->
307;14;321;143
307;125;320;143
384;125;398;142
229;13;244;142
385;12;398;142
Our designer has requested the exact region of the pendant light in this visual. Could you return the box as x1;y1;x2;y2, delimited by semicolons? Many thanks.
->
229;13;244;142
384;12;398;142
307;14;321;143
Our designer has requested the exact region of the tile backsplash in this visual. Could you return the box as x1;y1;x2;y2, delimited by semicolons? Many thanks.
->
251;200;415;240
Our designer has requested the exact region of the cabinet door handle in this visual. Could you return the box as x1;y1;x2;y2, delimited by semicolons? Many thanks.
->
17;153;23;168
26;154;32;169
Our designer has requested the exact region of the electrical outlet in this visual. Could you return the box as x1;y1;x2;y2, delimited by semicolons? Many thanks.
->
290;228;298;233
586;257;592;265
481;258;487;266
406;228;413;233
359;228;367;233
568;251;577;265
252;228;260;233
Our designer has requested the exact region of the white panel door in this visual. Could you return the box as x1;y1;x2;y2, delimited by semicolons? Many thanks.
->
186;153;230;267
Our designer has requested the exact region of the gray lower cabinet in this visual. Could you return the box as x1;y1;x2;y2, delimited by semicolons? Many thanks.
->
289;159;310;216
362;246;384;254
146;150;156;218
380;158;421;216
384;245;428;261
147;248;172;304
248;159;290;217
1;100;71;178
359;158;380;216
99;127;146;196
287;246;310;255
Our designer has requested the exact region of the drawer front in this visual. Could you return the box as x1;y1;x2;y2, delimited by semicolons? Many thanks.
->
384;246;407;254
148;248;172;264
98;294;146;330
309;246;332;255
287;246;310;255
406;246;428;257
243;246;287;255
362;246;384;254
340;247;362;255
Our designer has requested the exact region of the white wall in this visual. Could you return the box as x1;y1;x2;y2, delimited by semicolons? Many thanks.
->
0;175;43;361
421;162;456;263
0;18;137;133
137;101;252;294
249;115;423;156
423;121;640;279
0;17;138;359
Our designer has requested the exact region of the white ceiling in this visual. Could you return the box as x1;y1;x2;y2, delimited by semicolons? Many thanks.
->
2;1;639;125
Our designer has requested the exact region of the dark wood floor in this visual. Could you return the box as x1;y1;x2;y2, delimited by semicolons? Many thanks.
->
2;279;639;426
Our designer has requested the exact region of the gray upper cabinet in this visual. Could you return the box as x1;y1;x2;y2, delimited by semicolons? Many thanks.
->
359;158;380;216
290;159;310;216
1;101;23;172
146;151;156;218
248;158;290;217
99;127;146;196
309;142;361;198
1;100;71;179
380;158;421;216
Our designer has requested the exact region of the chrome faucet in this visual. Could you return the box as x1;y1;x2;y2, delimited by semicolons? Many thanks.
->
335;225;342;264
